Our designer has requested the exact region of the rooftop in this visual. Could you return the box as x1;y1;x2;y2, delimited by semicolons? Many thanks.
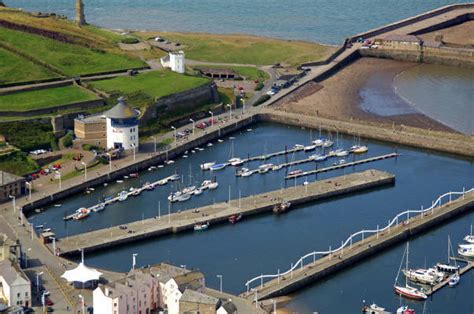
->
0;171;25;186
179;289;219;305
0;260;30;286
103;97;139;119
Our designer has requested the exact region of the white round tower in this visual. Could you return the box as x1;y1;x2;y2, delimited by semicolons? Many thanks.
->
103;97;140;150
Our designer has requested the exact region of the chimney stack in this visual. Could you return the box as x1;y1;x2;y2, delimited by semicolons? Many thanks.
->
75;0;86;26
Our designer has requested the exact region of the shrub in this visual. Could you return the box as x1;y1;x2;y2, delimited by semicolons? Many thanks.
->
62;133;73;148
82;144;101;152
121;37;140;44
255;82;264;91
0;121;54;151
253;94;271;106
0;151;39;176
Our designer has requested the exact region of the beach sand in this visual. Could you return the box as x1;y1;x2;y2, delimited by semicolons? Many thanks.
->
272;58;455;132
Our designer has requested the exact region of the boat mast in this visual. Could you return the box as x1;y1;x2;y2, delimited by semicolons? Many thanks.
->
405;242;409;288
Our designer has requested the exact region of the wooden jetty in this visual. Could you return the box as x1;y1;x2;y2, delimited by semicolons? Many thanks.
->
241;190;474;301
55;169;395;256
285;153;398;180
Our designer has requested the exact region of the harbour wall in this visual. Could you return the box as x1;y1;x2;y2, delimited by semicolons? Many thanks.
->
257;111;474;157
252;191;474;299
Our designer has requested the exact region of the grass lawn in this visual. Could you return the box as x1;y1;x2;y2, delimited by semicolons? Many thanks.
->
0;151;39;176
0;27;146;76
136;31;336;66
90;70;210;105
193;65;269;81
0;85;98;112
0;48;58;84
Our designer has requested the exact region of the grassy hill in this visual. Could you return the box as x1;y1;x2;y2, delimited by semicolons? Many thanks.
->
136;31;336;66
89;70;210;108
0;85;98;112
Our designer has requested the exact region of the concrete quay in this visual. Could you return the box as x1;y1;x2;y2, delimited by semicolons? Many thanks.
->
240;190;474;301
56;169;395;256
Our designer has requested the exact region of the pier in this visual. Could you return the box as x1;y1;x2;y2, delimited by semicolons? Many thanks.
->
241;188;474;301
55;169;395;256
284;153;399;179
425;258;473;296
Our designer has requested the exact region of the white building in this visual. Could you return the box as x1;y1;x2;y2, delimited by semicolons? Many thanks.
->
103;98;140;150
160;51;185;74
0;260;31;307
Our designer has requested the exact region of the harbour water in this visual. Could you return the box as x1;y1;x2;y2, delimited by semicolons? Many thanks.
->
393;64;474;135
6;0;472;44
29;122;474;312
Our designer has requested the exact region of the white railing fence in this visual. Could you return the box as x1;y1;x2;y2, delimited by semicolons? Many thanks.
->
245;187;473;292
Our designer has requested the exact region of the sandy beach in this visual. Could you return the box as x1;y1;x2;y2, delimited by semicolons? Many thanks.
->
272;58;455;132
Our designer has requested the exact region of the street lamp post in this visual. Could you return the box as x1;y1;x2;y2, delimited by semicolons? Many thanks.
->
106;153;112;174
151;136;157;154
36;271;43;293
78;294;85;314
227;104;232;120
132;253;138;270
189;119;195;135
171;126;177;145
216;275;223;292
26;181;32;203
41;291;47;312
8;195;16;213
208;111;214;126
81;161;87;181
55;170;61;190
131;144;136;161
242;98;246;115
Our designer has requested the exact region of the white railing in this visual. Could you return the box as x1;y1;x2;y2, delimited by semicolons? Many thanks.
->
245;187;473;291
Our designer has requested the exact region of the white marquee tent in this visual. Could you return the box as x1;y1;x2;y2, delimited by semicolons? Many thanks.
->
61;262;103;283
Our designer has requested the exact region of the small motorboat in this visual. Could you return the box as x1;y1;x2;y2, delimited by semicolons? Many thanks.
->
207;181;219;190
362;303;386;314
273;201;291;214
394;285;427;300
157;179;169;186
35;225;44;229
304;144;317;152
116;180;124;183
130;189;141;196
169;174;180;181
458;245;474;257
236;168;250;176
464;235;474;244
200;162;216;170
158;165;164;168
191;150;196;154
148;166;157;171
54;204;62;207
396;306;415;314
168;192;181;202
229;158;244;166
165;160;174;165
258;167;269;174
193;188;203;196
43;228;52;233
207;143;213;147
241;170;253;177
435;263;460;273
229;214;242;224
293;144;305;150
333;159;346;166
217;139;224;143
448;273;460;287
92;203;105;212
143;182;154;191
288;169;303;176
118;191;128;202
73;208;90;220
177;193;192;202
310;154;328;162
194;222;209;231
130;173;139;178
312;138;324;146
335;149;349;157
196;147;204;151
322;139;334;148
183;155;188;158
352;145;368;154
210;163;227;171
272;165;283;171
182;186;196;194
402;268;443;285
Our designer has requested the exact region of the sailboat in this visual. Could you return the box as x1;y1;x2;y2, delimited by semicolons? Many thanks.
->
464;224;474;244
435;236;460;273
394;243;428;300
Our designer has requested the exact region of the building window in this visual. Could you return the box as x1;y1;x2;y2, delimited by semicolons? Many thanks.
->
25;292;28;297
17;293;21;298
114;302;117;307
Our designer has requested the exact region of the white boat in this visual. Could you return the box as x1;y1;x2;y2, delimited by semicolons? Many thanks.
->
148;166;157;171
436;236;460;273
396;306;416;314
402;268;442;285
54;204;62;207
258;167;269;174
169;174;180;181
158;165;164;168
293;144;304;150
333;159;346;166
229;158;244;166
200;162;216;170
177;193;191;202
116;180;124;183
458;243;474;249
183;155;188;158
362;303;387;313
207;182;219;190
394;243;428;300
304;145;317;152
322;139;334;148
458;245;474;257
92;203;105;212
200;180;212;189
241;170;253;177
312;138;324;146
194;222;209;231
168;192;181;202
448;273;460;287
210;163;227;171
217;139;224;143
165;160;174;165
272;165;283;171
464;235;474;244
310;154;327;162
157;179;169;186
259;163;273;169
182;186;196;194
352;145;369;154
207;143;213;147
335;149;349;157
196;147;204;151
118;191;128;202
236;168;250;176
288;169;303;176
193;188;203;196
191;150;196;154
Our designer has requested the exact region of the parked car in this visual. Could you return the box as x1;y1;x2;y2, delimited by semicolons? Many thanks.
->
196;122;208;129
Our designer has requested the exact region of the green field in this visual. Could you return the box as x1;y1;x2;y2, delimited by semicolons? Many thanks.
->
90;70;210;104
137;32;335;66
0;48;58;84
0;27;146;76
0;85;98;112
194;65;269;81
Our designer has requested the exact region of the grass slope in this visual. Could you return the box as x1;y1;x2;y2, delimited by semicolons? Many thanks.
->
137;32;335;66
0;151;39;176
90;70;210;105
0;85;98;111
0;47;58;84
0;27;145;76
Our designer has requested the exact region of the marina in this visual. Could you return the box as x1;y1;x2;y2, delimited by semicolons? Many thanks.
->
55;169;395;256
